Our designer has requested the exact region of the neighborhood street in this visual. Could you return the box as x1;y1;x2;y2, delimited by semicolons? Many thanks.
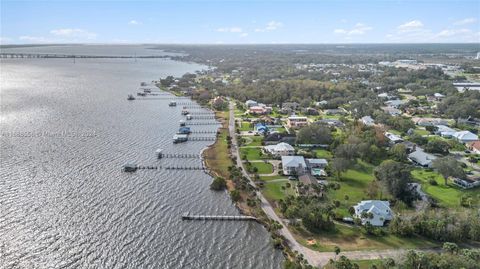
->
227;102;436;267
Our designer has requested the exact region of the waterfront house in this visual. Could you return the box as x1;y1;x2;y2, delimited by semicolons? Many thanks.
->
353;200;393;227
264;142;295;157
281;156;307;176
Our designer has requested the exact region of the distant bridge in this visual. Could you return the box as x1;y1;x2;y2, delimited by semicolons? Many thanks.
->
0;53;170;59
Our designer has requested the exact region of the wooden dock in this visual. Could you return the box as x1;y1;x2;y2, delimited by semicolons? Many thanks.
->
122;164;205;172
182;212;258;222
185;122;219;126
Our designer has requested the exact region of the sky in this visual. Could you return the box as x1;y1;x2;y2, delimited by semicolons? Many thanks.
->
1;0;479;44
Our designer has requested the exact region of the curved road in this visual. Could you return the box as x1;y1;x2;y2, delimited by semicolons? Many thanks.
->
228;101;435;268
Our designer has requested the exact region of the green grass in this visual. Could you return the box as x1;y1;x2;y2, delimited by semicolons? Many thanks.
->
239;121;253;131
414;128;430;136
203;116;232;179
249;162;274;174
244;135;263;146
411;169;479;208
292;224;438;252
314;149;333;159
240;147;265;160
330;161;389;217
262;180;296;201
388;129;402;135
259;175;288;181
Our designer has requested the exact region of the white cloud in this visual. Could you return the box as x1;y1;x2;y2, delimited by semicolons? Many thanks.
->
397;20;424;32
240;33;248;38
333;29;347;34
216;27;243;33
453;17;477;26
50;28;97;39
129;20;141;25
333;23;372;35
19;36;53;43
255;21;283;32
436;28;471;38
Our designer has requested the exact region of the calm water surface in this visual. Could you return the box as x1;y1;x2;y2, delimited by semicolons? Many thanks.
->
0;45;283;269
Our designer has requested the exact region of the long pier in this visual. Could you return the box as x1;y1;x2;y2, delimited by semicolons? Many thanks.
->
0;53;169;59
182;213;258;222
185;122;219;126
123;165;205;172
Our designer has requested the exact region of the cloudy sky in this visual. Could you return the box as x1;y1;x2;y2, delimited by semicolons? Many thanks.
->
1;0;479;44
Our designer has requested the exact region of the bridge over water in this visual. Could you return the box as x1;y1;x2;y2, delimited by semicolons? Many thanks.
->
0;53;170;59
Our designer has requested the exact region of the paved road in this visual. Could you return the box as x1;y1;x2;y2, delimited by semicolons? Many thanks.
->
228;101;437;268
227;101;313;263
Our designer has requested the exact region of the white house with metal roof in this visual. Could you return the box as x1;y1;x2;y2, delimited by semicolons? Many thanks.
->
281;156;307;175
264;142;295;157
408;147;437;167
353;200;393;227
452;131;478;143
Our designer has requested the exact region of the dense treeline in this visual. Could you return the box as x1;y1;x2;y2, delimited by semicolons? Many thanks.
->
389;209;480;242
325;244;480;269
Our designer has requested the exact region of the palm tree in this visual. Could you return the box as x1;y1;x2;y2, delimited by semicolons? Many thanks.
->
334;246;341;261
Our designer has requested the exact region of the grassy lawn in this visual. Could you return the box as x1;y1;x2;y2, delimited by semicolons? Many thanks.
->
262;180;296;201
411;169;479;208
203;112;232;179
249;161;274;174
329;161;387;217
292;224;438;252
244;135;263;146
239;121;253;131
388;129;402;135
240;147;265;160
259;175;288;181
414;128;430;136
314;148;333;159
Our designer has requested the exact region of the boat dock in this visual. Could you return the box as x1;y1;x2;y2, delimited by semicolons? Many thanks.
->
181;212;258;222
185;122;219;126
122;164;205;172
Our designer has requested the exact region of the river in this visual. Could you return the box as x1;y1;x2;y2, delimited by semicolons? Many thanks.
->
0;45;283;269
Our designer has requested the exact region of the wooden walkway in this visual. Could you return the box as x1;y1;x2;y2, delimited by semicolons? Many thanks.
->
182;212;258;222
